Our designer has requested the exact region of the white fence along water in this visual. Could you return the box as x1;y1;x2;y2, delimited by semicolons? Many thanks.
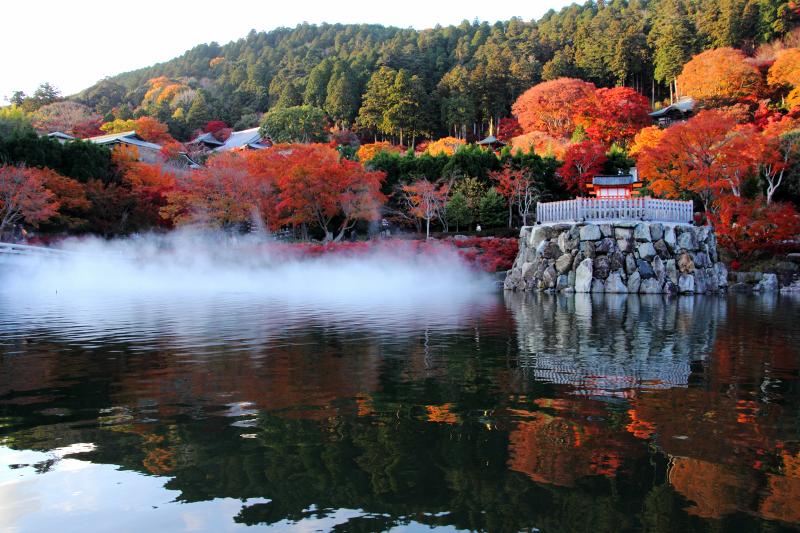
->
536;197;693;224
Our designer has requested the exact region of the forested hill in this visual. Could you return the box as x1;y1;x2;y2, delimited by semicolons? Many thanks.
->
74;0;798;139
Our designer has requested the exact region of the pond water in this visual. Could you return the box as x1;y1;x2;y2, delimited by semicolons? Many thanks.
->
1;276;799;531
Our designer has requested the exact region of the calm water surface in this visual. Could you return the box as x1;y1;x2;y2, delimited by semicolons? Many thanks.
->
1;289;799;532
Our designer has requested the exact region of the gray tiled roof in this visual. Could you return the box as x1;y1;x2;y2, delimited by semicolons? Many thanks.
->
593;174;636;186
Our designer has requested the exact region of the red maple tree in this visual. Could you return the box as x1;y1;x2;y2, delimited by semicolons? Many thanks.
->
558;141;608;194
574;87;652;146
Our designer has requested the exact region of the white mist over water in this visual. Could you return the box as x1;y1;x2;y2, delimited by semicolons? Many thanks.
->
2;231;492;299
0;232;499;342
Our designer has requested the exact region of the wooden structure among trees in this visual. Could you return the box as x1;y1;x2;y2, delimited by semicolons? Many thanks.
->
536;197;693;224
586;169;643;198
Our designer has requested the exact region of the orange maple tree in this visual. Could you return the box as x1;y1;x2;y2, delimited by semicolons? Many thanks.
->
767;48;800;90
677;48;764;105
164;151;277;229
271;144;385;242
39;168;91;230
356;141;402;162
0;165;60;233
636;110;742;211
511;78;597;138
629;126;666;157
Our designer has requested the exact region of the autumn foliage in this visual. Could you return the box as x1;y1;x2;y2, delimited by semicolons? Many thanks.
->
511;78;596;138
558;141;608;194
677;48;764;105
712;197;800;258
424;136;466;156
0;165;60;233
165;144;385;242
356;141;403;162
574;87;652;146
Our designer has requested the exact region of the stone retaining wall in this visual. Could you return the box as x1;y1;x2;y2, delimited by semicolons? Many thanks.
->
504;221;728;294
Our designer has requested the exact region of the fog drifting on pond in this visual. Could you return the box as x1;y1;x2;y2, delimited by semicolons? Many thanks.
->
0;232;498;340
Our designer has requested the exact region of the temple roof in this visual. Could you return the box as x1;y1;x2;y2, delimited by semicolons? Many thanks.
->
649;97;695;118
592;174;637;186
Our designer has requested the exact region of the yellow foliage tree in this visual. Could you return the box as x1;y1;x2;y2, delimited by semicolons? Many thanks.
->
424;136;466;156
356;141;401;162
767;48;800;89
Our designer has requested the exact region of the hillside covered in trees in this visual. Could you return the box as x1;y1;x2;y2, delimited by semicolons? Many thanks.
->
19;0;798;141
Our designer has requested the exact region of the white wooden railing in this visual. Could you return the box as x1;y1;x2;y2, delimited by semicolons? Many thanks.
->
536;197;693;224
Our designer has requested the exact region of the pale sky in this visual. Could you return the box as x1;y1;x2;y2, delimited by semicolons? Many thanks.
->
2;0;576;101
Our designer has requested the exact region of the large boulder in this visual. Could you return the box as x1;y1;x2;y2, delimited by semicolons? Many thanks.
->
639;278;663;293
594;255;611;279
614;227;633;239
678;252;695;274
595;237;615;254
650;223;664;241
609;251;625;272
677;229;697;251
755;273;779;292
714;263;728;288
543;266;558;289
542;242;561;259
529;225;552;250
654;239;670;259
637;259;656;279
666;259;678;285
652;256;666;283
575;258;594;292
617;238;633;253
664;225;677;250
591;278;605;293
558;231;578;253
678;274;695;294
555;253;573;274
634;223;652;242
605;271;628;293
625;254;638;275
627;271;642;293
637;242;657;261
579;225;602;241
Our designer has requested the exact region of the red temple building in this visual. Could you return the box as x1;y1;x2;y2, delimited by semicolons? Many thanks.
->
585;168;644;198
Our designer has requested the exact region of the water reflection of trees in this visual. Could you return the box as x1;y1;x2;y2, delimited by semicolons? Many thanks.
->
1;295;799;530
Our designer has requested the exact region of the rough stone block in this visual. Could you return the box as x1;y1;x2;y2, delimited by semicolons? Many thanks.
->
634;223;652;242
555;253;573;274
605;271;628;293
579;225;602;241
650;223;664;241
594;255;611;279
591;278;605;293
637;259;656;279
639;278;663;293
637;242;657;260
614;227;633;239
627;271;642;293
678;274;695;294
575;258;593;292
